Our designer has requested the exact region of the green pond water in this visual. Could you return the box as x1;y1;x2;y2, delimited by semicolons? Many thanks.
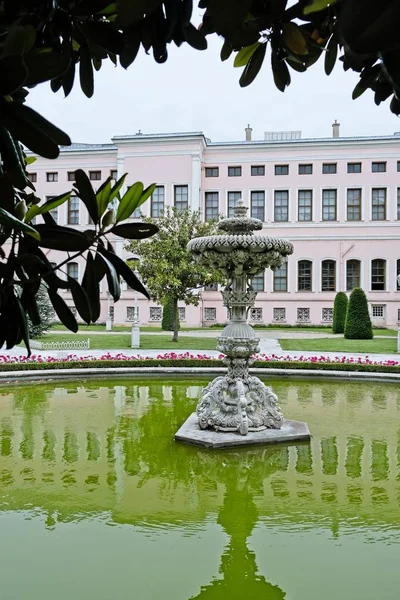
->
0;377;400;599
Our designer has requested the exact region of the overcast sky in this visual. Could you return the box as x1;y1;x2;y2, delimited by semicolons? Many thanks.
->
28;33;400;145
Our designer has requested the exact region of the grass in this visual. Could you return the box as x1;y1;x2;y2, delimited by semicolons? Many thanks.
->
40;333;217;351
280;337;397;354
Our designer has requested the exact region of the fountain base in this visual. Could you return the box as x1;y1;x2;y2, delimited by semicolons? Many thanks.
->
175;413;311;449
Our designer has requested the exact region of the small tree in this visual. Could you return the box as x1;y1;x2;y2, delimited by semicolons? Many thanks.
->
28;285;55;339
127;207;224;342
344;288;373;339
162;297;180;332
332;292;348;334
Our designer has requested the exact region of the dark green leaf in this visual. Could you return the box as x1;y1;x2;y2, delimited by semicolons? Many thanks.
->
79;21;124;55
220;40;232;62
16;296;31;356
68;277;92;324
82;252;101;321
271;53;291;92
352;64;380;100
109;173;127;203
1;102;70;146
116;181;143;222
0;176;15;213
324;34;338;76
79;44;94;98
98;246;150;299
184;23;207;51
0;207;40;240
96;252;121;301
34;225;92;251
96;178;112;218
0;124;28;190
116;0;162;26
3;25;36;56
0;55;28;95
62;61;76;97
25;51;71;86
239;42;266;87
74;169;98;223
48;288;78;332
111;222;159;239
20;286;40;326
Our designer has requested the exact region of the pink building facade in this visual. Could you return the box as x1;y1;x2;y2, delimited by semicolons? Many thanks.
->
27;126;400;328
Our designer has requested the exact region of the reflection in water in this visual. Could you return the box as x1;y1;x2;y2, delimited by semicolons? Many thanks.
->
0;379;400;598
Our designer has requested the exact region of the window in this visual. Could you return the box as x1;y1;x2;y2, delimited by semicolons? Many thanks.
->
205;192;219;221
273;262;288;291
149;307;163;321
67;262;78;281
397;259;400;290
297;308;310;323
322;308;333;322
178;307;186;321
110;169;118;180
299;164;312;175
371;259;386;291
273;307;286;322
46;172;58;182
204;283;218;291
372;305;385;318
251;165;265;176
322;163;337;174
371;188;386;220
398;161;400;172
174;185;188;212
274;190;289;222
67;171;76;181
205;167;219;177
228;191;241;217
346;260;361;291
322;189;337;221
372;161;386;173
250;308;263;322
348;162;361;173
298;260;312;291
151;186;165;218
27;172;37;183
398;309;400;323
321;260;336;291
228;166;241;177
67;195;79;224
347;188;362;221
89;170;101;181
204;307;216;321
251;272;265;291
126;307;137;321
397;188;400;220
275;164;289;176
250;191;265;221
45;196;58;224
298;190;312;221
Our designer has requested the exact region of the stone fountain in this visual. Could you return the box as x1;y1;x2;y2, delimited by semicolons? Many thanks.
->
175;200;311;449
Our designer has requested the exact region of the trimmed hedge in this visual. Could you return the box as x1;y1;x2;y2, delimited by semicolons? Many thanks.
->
345;288;373;339
332;292;348;334
0;359;399;374
162;298;180;331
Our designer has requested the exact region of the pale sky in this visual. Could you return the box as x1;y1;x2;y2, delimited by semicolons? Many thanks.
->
28;33;400;145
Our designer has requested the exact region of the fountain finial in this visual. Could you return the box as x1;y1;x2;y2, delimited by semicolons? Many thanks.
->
234;199;247;218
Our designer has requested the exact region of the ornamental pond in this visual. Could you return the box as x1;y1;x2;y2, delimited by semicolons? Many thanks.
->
1;377;400;600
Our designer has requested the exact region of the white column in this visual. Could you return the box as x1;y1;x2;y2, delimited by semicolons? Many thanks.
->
191;154;201;212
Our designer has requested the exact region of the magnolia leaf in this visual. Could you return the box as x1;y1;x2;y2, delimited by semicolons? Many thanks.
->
304;0;336;15
0;207;40;240
234;42;261;68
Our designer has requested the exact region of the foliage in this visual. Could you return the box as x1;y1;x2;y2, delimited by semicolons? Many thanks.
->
28;284;54;338
0;0;399;354
162;297;180;331
344;288;373;340
332;291;348;334
127;207;224;341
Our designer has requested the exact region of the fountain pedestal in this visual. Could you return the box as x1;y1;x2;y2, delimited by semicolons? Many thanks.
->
175;200;310;448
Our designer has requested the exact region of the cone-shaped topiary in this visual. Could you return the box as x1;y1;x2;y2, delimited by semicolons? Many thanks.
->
332;291;348;334
344;288;373;339
161;297;180;332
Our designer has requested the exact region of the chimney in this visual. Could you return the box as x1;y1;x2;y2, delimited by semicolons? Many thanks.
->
245;124;252;141
332;120;340;138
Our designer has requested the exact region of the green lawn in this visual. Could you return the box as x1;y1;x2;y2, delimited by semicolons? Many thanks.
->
40;333;218;351
280;337;397;354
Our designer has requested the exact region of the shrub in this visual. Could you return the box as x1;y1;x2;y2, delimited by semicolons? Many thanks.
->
332;292;348;334
345;288;373;339
28;284;55;338
161;298;180;331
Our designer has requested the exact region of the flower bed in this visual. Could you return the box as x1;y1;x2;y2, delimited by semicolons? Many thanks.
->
0;352;399;373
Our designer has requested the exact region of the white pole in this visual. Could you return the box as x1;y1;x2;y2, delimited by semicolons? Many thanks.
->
106;291;112;331
131;269;140;349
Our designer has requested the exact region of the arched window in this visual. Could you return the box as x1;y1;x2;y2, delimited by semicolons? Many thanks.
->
298;260;312;291
321;260;336;291
371;259;386;291
67;262;79;281
346;260;361;291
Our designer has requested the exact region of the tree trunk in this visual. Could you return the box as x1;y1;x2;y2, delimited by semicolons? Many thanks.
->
172;298;179;342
